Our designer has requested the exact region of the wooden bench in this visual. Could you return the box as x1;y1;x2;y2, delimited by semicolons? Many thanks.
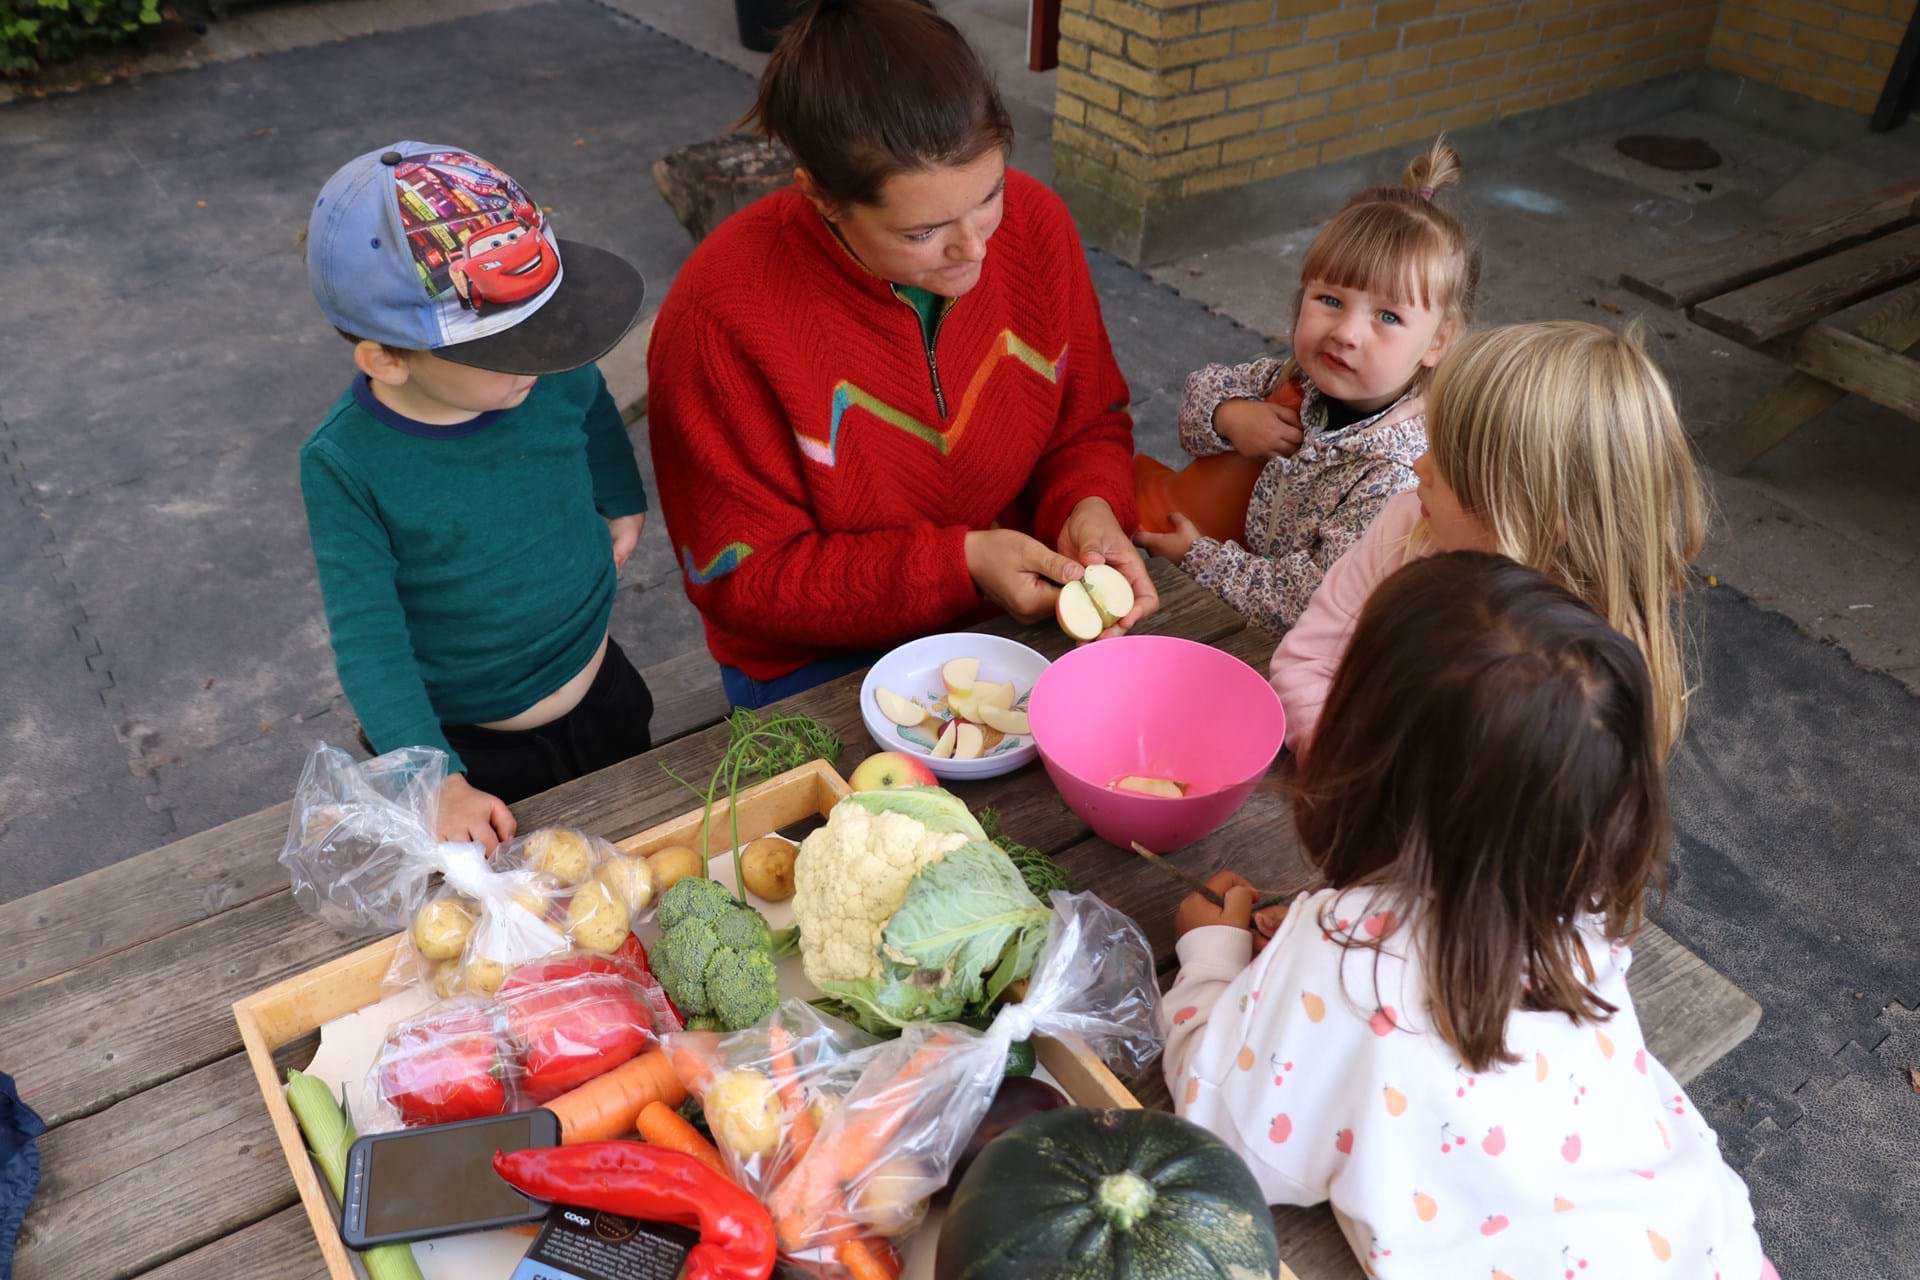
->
1621;183;1920;464
1;561;1760;1280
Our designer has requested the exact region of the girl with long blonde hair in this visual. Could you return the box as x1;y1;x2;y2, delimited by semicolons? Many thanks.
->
1270;319;1706;755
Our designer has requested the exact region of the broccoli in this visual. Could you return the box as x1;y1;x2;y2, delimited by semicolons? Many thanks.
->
706;949;779;1030
657;876;737;932
652;881;781;1031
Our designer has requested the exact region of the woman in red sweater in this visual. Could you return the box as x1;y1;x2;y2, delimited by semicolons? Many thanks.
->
647;0;1156;708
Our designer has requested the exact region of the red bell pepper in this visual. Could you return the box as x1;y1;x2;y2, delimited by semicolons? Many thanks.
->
500;956;656;1103
374;1009;511;1126
494;1141;776;1280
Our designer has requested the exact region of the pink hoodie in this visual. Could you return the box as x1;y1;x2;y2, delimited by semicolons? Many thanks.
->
1268;489;1425;754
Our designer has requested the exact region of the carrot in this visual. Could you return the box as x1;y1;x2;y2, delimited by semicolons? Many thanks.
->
836;1235;902;1280
546;1048;687;1145
767;1024;818;1166
636;1099;728;1176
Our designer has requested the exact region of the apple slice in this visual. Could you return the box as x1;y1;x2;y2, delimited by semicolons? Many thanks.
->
874;687;927;727
975;680;1016;710
931;720;960;759
941;657;979;697
1056;580;1105;642
1083;563;1135;624
1114;774;1188;798
952;722;986;760
947;689;982;723
977;704;1029;736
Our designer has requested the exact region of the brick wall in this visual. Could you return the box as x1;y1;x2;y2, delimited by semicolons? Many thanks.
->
1708;0;1909;115
1052;0;1719;217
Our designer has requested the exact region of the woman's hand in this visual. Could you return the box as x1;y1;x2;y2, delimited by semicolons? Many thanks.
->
607;513;645;571
437;772;517;854
1215;397;1303;460
965;528;1084;624
1058;497;1159;637
1134;511;1199;565
1175;869;1256;939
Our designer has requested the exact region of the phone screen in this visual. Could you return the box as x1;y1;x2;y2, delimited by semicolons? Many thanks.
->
361;1113;546;1238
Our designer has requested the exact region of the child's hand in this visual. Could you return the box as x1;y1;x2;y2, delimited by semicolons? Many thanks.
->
608;513;646;571
1175;870;1256;939
1134;511;1199;564
437;772;517;853
1215;397;1303;460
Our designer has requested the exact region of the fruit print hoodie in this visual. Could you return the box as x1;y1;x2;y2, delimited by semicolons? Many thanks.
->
1162;885;1768;1280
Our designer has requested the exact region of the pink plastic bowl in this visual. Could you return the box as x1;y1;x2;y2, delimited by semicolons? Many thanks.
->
1028;635;1286;852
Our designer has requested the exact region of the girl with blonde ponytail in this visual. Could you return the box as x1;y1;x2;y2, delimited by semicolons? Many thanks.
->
1271;319;1707;755
1134;136;1480;633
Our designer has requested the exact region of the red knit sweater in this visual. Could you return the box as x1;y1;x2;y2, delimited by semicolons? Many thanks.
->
647;169;1139;680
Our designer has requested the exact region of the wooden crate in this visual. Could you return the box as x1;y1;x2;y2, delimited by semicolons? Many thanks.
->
233;760;1139;1280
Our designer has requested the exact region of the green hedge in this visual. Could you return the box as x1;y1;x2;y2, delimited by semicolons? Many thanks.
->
2;0;165;77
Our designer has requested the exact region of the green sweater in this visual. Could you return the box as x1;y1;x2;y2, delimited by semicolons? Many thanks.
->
299;365;647;769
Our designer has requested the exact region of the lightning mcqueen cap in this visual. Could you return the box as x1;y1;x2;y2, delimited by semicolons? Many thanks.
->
307;142;644;375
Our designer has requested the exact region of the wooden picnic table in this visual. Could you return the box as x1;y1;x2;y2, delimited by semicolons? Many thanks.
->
0;560;1761;1280
1621;183;1920;465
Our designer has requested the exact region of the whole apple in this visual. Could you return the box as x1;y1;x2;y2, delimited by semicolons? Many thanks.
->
849;751;938;791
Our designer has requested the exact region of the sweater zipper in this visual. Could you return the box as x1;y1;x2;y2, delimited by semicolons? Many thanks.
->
894;287;950;419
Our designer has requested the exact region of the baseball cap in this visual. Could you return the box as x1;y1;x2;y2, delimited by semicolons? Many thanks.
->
306;142;644;375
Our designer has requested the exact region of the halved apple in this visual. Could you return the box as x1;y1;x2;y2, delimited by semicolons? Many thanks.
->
952;722;986;760
931;720;960;759
977;704;1029;736
1056;580;1105;642
1083;563;1135;623
975;680;1016;710
1114;774;1188;798
874;687;927;727
947;689;982;723
941;657;979;697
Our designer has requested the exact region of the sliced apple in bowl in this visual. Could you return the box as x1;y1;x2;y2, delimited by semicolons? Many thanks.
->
1113;774;1188;799
931;720;960;759
874;687;927;727
976;704;1029;736
941;657;979;698
975;679;1016;711
947;688;982;724
952;722;986;760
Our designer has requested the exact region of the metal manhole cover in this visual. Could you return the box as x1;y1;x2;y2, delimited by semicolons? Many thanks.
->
1614;134;1722;171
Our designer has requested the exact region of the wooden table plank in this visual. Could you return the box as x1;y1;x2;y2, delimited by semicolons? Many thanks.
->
1737;280;1920;464
1692;223;1920;346
1791;322;1920;420
1620;184;1920;309
128;1205;331;1280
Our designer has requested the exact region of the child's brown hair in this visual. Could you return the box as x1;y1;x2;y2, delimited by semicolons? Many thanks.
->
1294;551;1668;1073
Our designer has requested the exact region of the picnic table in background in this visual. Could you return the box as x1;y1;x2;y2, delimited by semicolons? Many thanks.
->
1622;183;1920;465
0;561;1761;1280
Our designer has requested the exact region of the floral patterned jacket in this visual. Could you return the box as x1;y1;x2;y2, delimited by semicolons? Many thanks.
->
1175;355;1427;633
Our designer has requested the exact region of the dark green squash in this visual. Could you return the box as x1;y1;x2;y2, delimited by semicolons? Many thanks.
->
935;1107;1279;1280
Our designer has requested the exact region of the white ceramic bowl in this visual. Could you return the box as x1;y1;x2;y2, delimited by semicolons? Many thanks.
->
858;633;1049;781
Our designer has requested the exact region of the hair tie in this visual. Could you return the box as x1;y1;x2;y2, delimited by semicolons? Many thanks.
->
1417;185;1435;199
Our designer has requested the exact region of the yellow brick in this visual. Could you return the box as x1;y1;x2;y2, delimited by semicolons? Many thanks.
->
1376;0;1438;26
1302;7;1374;39
1327;83;1371;112
1321;132;1388;162
1540;14;1587;39
1339;28;1402;58
1293;114;1355;145
1134;31;1236;69
1058;67;1124;110
1431;33;1487;62
1089;0;1197;40
1381;116;1441;145
1357;94;1421;126
1084;104;1151;150
1058;40;1091;68
1397;65;1449;93
1416;81;1479;111
1268;39;1337;71
1451;52;1509;82
1252;147;1321;180
1186;108;1267;144
1152;121;1191;150
1228;73;1303;106
1794;26;1870;63
1299;58;1367;90
1054;92;1087;124
1835;11;1905;45
1198;0;1277;33
1562;29;1604;55
1194;53;1271;87
1261;92;1331;125
1462;6;1516;34
1232;19;1306;53
1089;49;1192;96
1183;162;1256;195
1401;16;1461;45
1059;13;1128;54
1369;47;1430;74
1498;85;1553;113
1222;128;1300;163
1275;0;1341;15
1160;88;1233;121
1484;22;1540;53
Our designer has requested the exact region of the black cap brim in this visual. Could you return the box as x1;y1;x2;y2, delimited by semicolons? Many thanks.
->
436;239;646;376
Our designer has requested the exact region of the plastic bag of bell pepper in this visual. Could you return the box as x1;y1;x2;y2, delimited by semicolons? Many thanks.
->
372;1001;522;1128
497;952;675;1104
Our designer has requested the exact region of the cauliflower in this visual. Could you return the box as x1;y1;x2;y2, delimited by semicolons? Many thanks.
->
791;803;969;986
652;877;781;1031
790;788;1050;1034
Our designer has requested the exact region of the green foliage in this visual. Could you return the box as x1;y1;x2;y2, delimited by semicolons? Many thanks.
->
977;806;1074;898
2;0;165;77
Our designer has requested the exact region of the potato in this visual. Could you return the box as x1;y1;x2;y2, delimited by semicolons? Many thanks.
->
428;960;464;999
740;837;797;903
462;954;508;995
525;827;596;886
594;855;655;915
411;897;475;962
850;1155;933;1237
647;844;703;893
565;880;631;953
509;885;558;921
705;1069;782;1159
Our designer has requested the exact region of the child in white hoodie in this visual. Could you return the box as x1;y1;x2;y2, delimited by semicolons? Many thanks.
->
1164;551;1772;1280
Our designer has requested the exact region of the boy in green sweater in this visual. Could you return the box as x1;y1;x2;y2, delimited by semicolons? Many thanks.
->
301;143;652;849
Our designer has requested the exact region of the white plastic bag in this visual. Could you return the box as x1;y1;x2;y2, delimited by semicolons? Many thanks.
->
280;742;449;931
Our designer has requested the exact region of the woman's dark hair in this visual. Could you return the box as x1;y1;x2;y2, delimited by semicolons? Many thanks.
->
745;0;1014;208
1294;551;1668;1073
